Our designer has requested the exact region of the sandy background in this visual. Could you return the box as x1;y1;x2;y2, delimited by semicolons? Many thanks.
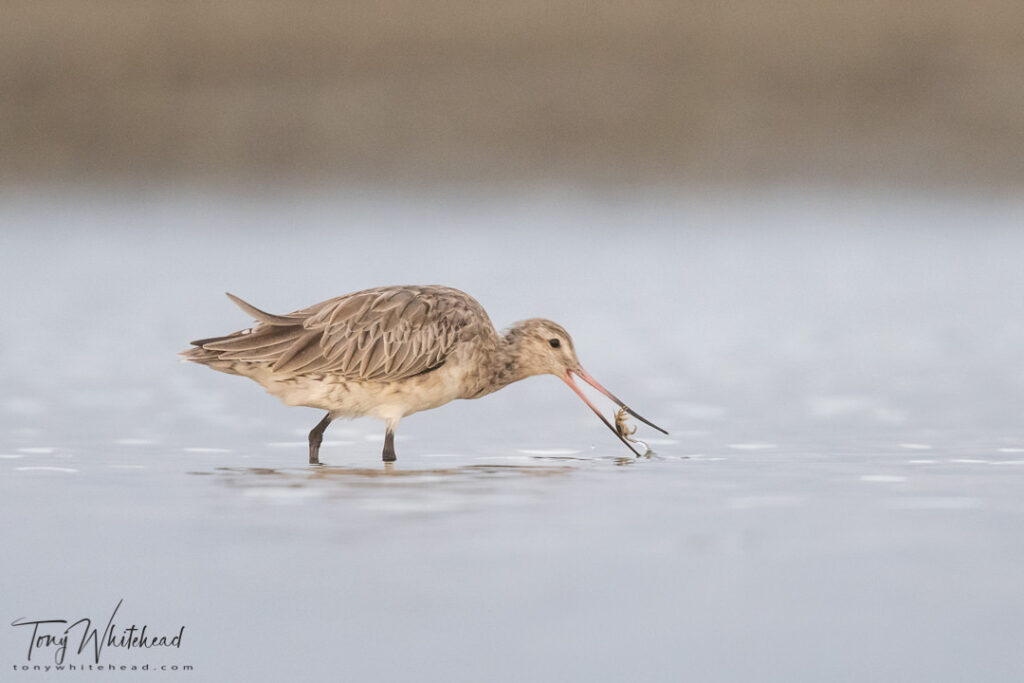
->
3;0;1024;186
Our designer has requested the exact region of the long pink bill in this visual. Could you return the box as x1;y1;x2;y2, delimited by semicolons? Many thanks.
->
573;366;669;434
561;366;669;457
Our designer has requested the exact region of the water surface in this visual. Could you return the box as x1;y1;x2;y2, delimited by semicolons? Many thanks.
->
1;188;1023;681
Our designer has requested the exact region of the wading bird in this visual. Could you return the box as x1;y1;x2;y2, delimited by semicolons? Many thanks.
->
183;286;666;464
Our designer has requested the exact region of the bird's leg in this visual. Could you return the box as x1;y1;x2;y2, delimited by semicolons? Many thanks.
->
308;412;333;465
382;423;397;463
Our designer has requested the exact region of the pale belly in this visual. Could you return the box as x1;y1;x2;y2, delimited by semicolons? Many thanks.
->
233;361;480;422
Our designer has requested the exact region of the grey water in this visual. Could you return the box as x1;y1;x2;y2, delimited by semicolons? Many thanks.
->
2;187;1023;682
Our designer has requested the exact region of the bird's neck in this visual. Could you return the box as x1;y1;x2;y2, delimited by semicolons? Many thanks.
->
478;331;533;395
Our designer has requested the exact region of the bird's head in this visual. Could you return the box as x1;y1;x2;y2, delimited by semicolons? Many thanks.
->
506;318;581;377
505;318;668;455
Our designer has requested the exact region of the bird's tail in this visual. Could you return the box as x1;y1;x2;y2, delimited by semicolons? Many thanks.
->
181;292;295;374
180;332;243;373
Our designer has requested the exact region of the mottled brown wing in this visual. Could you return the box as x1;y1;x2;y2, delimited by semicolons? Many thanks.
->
198;286;482;381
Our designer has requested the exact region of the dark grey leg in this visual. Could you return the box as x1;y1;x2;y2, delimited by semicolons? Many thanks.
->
308;412;332;465
382;428;397;462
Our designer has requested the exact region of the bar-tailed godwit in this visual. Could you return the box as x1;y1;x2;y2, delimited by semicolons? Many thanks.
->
183;286;666;464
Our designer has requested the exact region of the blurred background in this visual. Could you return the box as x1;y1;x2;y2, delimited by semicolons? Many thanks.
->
4;6;1024;682
3;0;1023;188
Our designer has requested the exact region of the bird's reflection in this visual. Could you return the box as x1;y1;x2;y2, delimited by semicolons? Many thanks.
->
190;461;575;489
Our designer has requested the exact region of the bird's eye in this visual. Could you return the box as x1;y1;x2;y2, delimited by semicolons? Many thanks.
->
549;338;561;348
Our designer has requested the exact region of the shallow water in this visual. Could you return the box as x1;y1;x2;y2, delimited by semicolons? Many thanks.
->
2;187;1024;681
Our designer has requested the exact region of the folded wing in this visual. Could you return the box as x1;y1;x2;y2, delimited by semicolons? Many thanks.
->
194;286;482;381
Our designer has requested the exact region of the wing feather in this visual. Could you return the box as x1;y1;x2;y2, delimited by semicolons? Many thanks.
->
202;324;300;353
219;338;297;361
273;332;323;374
197;287;493;381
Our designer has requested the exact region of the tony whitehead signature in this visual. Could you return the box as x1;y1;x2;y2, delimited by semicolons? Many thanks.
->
10;600;184;664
